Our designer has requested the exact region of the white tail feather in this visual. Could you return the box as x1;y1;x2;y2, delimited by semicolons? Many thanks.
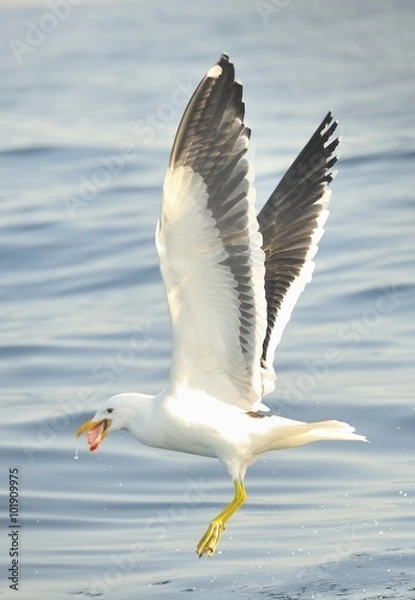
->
256;419;367;453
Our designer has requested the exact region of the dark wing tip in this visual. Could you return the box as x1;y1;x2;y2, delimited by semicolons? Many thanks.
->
258;111;340;364
319;111;339;163
168;53;248;173
205;53;234;82
218;52;230;66
258;111;340;228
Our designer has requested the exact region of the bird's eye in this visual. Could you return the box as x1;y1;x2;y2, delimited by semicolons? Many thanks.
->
106;408;114;414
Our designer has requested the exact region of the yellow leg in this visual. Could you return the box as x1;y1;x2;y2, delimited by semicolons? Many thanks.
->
196;480;247;557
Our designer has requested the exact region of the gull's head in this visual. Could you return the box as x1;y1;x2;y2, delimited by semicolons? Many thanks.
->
76;393;149;452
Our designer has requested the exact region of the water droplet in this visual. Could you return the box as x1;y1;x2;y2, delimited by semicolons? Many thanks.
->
74;444;80;460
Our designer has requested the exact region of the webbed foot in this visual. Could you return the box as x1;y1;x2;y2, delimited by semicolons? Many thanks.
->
196;520;225;557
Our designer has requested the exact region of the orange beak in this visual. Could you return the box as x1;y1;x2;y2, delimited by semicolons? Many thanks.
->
76;418;111;452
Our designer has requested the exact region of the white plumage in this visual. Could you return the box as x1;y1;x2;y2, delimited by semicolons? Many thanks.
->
77;53;366;557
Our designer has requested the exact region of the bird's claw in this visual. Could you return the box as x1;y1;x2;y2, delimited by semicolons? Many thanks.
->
196;520;225;557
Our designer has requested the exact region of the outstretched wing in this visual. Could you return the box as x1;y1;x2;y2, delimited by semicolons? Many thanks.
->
258;112;339;395
156;54;268;411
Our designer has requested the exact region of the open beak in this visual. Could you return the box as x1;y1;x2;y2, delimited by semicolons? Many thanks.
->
76;418;111;452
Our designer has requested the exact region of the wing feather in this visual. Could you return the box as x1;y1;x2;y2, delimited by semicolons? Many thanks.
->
258;112;339;394
157;54;267;411
157;54;339;408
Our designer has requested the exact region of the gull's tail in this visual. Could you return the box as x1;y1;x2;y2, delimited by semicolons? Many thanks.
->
254;417;367;453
